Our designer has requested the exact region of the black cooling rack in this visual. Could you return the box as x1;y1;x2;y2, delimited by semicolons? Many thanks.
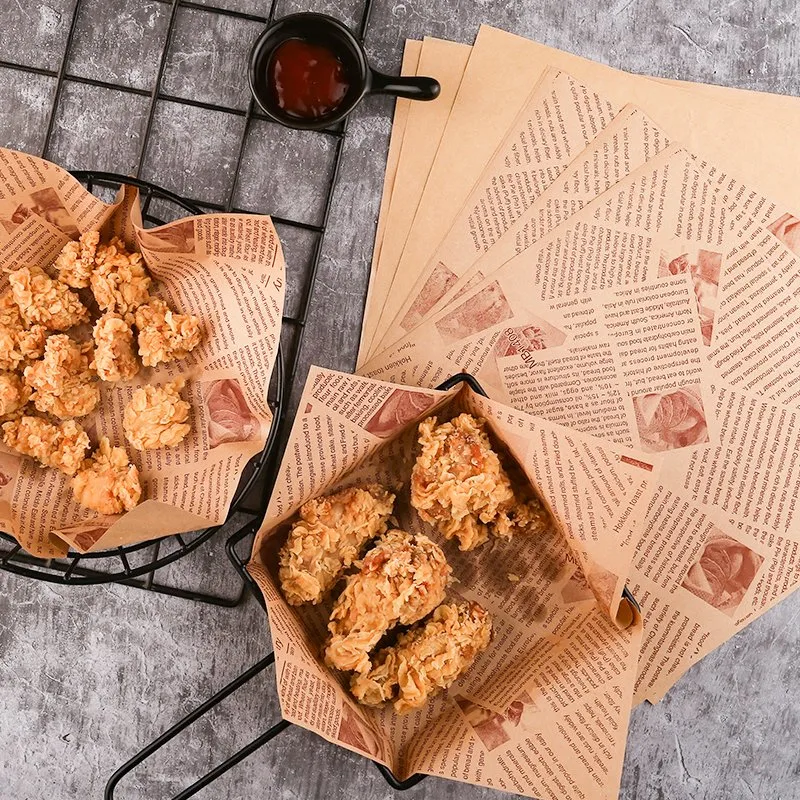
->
0;0;374;604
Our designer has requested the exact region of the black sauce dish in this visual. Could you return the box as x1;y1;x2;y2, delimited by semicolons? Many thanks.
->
249;12;441;131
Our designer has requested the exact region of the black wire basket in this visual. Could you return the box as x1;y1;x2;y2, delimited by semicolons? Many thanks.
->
104;370;641;797
0;172;285;596
103;374;489;799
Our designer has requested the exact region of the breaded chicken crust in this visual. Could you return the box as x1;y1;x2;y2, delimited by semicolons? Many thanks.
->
91;237;151;315
411;413;546;550
9;266;89;331
350;601;492;712
0;371;31;419
278;484;395;605
72;437;141;514
325;529;451;674
2;415;89;476
134;297;202;367
0;292;46;372
24;335;99;419
93;313;139;382
53;231;100;289
123;379;191;450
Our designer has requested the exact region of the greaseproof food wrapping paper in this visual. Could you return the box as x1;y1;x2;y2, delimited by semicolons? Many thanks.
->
357;37;472;367
359;55;800;705
364;24;800;362
247;366;652;799
0;148;284;557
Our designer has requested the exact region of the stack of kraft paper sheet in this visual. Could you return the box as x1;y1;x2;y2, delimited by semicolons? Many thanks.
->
355;19;800;780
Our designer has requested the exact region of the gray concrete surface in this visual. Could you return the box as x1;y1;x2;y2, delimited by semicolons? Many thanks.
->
1;1;799;798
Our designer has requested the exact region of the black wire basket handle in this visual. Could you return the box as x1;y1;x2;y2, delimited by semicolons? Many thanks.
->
104;514;425;799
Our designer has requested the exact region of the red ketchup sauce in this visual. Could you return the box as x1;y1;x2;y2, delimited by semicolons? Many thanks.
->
268;38;350;119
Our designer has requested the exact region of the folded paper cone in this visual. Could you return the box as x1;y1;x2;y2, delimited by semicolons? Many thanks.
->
247;366;651;800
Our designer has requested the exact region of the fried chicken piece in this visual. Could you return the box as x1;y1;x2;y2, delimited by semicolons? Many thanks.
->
71;437;141;514
0;324;46;373
90;236;152;316
0;290;21;329
411;414;543;551
278;484;396;605
0;372;31;420
134;298;202;368
2;415;90;475
8;266;89;331
0;292;46;371
324;530;451;674
11;324;46;364
24;335;99;419
53;230;100;289
123;378;191;450
350;601;492;713
93;313;139;382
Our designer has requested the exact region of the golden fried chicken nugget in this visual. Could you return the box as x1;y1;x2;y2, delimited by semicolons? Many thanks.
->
134;298;202;367
53;230;100;289
9;266;89;331
278;484;395;605
350;601;492;713
72;437;141;514
91;237;152;315
93;313;139;382
123;378;191;450
0;371;31;420
24;335;99;419
324;530;451;674
2;415;90;476
0;292;46;372
411;413;545;551
0;290;22;329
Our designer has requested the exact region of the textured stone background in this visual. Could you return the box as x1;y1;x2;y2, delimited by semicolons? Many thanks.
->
1;1;799;798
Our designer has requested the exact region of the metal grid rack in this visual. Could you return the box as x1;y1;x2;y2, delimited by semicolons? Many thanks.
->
0;0;375;604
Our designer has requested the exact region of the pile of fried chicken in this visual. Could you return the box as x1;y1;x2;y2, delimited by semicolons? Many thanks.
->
0;231;201;516
278;413;546;713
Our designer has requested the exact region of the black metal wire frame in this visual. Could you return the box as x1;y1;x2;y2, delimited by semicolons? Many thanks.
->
0;169;285;602
0;0;378;602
